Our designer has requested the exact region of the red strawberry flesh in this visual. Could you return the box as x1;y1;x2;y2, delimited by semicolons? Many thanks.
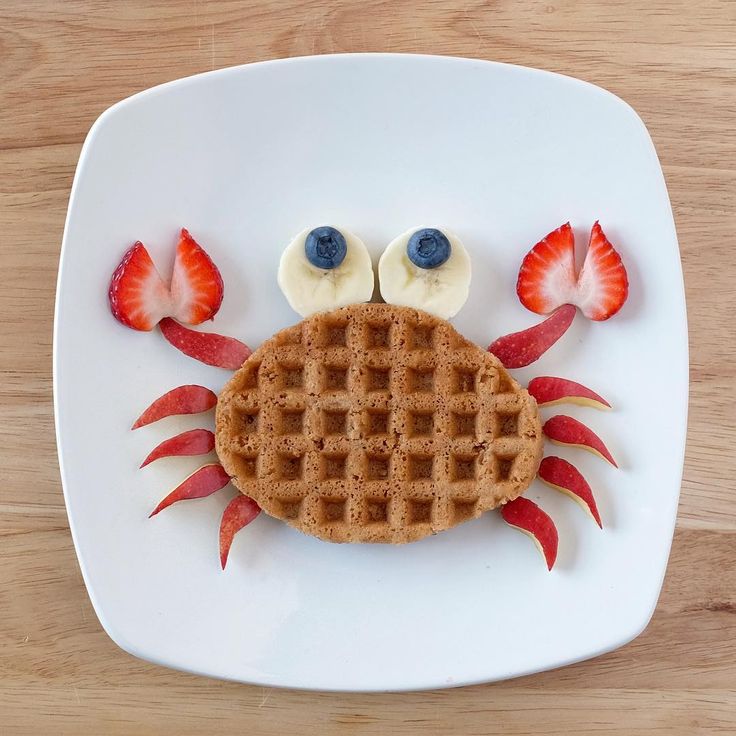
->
108;242;171;331
170;228;224;325
149;463;231;517
516;221;629;321
132;385;217;429
219;494;261;569
576;221;629;321
159;318;251;370
140;428;215;468
527;376;611;409
543;415;617;467
538;456;602;528
501;496;558;570
516;222;577;315
488;304;576;368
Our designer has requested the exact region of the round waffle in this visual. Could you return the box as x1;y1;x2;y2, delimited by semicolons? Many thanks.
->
215;303;543;543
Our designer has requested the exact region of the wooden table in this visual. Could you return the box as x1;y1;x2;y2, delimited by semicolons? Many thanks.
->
2;2;734;733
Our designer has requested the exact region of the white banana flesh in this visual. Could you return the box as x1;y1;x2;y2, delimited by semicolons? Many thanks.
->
378;227;471;319
278;226;374;317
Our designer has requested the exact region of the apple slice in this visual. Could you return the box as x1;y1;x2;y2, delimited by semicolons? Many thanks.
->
539;456;602;527
543;415;617;467
500;496;558;570
149;463;231;517
219;495;262;569
132;385;217;429
159;317;251;370
140;429;215;468
488;304;576;368
528;376;611;410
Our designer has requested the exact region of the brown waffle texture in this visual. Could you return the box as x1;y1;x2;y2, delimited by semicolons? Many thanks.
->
215;304;543;543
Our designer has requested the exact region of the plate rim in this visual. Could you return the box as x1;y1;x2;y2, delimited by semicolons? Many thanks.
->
53;52;689;691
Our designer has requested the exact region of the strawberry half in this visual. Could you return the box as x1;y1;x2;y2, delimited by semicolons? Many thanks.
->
516;221;629;322
516;222;577;315
576;221;629;321
108;242;172;331
170;228;224;325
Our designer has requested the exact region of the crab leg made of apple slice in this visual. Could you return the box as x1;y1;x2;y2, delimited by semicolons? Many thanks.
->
488;304;576;369
140;428;215;468
500;497;558;571
497;372;616;565
148;462;261;569
219;495;261;569
543;415;617;467
159;317;252;370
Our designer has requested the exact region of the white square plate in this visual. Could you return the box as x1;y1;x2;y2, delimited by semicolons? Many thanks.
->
55;54;687;691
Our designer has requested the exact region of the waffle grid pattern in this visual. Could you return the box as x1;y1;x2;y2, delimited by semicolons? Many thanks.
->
216;304;542;543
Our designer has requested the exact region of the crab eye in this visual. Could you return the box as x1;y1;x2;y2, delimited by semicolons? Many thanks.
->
378;227;472;319
407;228;451;269
304;226;347;269
278;225;374;317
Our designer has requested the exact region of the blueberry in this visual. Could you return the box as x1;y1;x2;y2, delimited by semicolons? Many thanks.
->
304;226;348;269
407;228;451;269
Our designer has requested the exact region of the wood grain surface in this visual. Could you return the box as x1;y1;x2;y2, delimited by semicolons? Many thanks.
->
1;1;734;734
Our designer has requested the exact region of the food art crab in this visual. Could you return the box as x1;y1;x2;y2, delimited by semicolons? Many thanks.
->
109;222;628;569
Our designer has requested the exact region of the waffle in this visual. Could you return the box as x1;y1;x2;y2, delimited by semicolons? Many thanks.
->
215;303;543;543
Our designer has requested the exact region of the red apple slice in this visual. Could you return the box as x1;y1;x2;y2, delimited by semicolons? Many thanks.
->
528;376;611;410
219;494;261;569
132;385;217;429
539;456;602;527
543;415;617;467
140;429;215;468
488;304;576;369
500;496;558;570
149;463;231;517
159;317;251;370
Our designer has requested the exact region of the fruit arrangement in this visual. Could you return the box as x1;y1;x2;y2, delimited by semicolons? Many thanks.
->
109;221;628;569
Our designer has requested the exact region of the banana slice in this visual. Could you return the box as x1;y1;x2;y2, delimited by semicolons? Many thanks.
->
278;226;374;317
378;227;471;319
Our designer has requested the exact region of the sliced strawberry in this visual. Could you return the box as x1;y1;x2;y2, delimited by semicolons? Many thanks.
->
159;317;251;370
527;376;611;409
543;415;617;467
149;463;231;517
516;222;577;315
500;497;558;570
109;242;171;331
132;385;217;429
170;228;224;325
576;222;629;321
488;304;576;368
140;429;215;468
538;456;602;528
219;495;261;569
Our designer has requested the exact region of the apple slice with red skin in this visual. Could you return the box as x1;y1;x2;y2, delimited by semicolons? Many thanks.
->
132;385;217;429
500;496;558;570
488;304;576;369
140;429;215;468
528;376;611;410
159;317;251;370
539;456;602;528
219;495;262;569
543;415;617;467
149;463;231;517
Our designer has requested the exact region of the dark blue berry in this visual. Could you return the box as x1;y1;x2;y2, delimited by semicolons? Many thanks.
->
407;228;451;269
304;226;347;269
